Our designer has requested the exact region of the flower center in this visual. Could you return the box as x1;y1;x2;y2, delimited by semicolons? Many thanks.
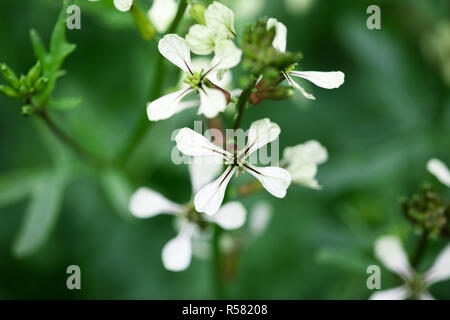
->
184;71;204;89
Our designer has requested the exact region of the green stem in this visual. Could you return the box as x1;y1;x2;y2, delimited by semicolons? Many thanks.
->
411;232;429;268
129;2;156;41
232;79;257;130
212;224;225;299
116;0;188;164
36;109;105;167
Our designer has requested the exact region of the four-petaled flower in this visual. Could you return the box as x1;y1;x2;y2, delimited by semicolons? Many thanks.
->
129;158;247;272
427;158;450;188
175;118;292;215
370;236;450;300
147;34;242;121
186;1;236;55
282;140;328;189
268;18;345;100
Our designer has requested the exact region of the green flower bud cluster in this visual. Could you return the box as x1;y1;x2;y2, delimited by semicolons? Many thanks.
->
241;18;302;83
402;185;450;238
0;61;48;115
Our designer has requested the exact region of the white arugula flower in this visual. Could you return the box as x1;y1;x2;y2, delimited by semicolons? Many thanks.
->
147;34;242;121
427;158;450;187
175;118;292;215
282;140;328;189
147;0;178;33
186;1;236;55
370;236;450;300
113;0;133;12
267;17;345;100
129;158;246;272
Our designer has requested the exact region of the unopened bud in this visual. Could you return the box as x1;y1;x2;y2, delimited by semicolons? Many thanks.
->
0;84;19;99
34;77;48;92
250;86;294;105
189;3;206;25
21;105;32;116
26;61;42;85
0;63;20;89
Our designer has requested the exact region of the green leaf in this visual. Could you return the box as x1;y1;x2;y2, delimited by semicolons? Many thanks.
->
29;29;47;66
12;168;68;258
49;97;82;110
0;168;47;208
100;168;134;220
32;0;76;102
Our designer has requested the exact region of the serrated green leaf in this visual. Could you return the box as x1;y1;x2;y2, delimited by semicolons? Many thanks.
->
0;168;47;208
12;168;68;258
49;97;82;110
100;168;134;220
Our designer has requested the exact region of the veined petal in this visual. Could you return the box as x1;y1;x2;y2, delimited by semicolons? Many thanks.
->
147;87;193;121
129;187;183;218
198;85;228;118
162;223;195;271
207;201;247;230
209;40;242;71
245;165;291;198
186;25;216;55
189;155;223;194
114;0;133;12
175;127;230;158
244;118;281;157
374;236;414;281
267;18;287;52
369;286;410;300
283;72;316;100
158;34;193;74
427;158;450;187
290;71;345;89
148;0;177;33
424;244;450;285
194;166;236;215
204;1;236;39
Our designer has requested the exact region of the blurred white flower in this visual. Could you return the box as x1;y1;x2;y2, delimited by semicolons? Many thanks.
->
370;236;450;300
248;201;272;239
147;0;178;33
186;1;236;55
113;0;133;12
129;158;246;272
147;34;242;120
427;158;450;187
282;140;328;189
175;118;292;215
267;18;345;100
284;0;316;15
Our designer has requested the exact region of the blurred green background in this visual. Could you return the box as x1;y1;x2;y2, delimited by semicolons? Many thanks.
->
0;0;449;299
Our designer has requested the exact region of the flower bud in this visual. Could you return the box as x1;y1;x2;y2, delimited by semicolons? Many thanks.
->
26;61;42;85
189;3;206;25
21;105;32;116
0;84;19;98
0;63;20;89
34;76;48;92
402;185;450;238
250;86;294;105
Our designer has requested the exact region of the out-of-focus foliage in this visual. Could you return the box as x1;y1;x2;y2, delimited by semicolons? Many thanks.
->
0;0;449;299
